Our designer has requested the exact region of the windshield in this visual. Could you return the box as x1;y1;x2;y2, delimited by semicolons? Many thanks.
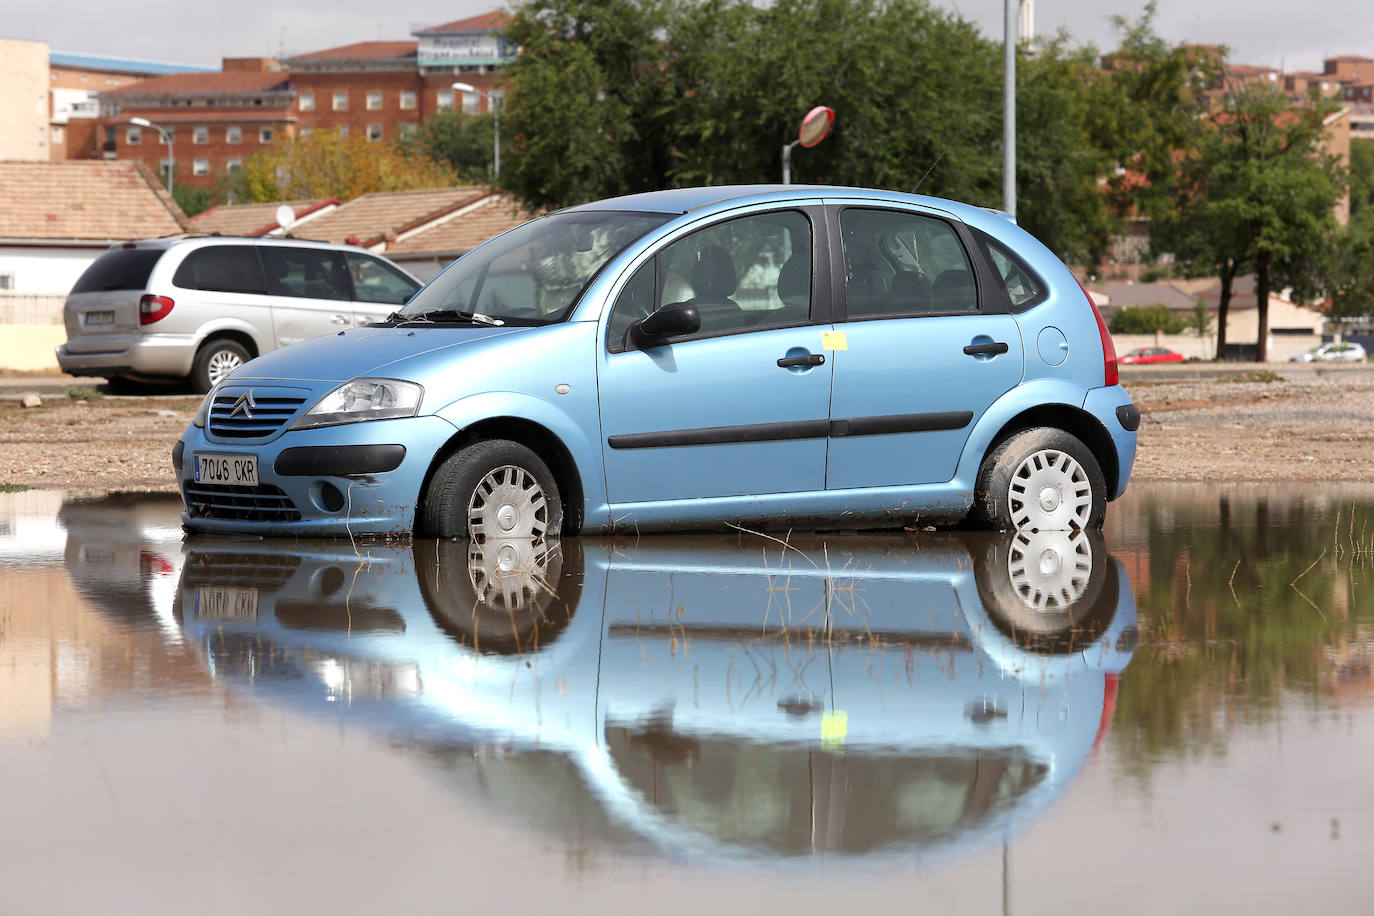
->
400;210;671;324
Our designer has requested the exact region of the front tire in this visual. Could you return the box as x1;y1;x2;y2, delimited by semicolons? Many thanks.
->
191;339;250;394
970;427;1105;531
420;439;563;540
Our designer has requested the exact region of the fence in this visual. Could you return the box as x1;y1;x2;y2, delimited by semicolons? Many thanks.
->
0;292;65;326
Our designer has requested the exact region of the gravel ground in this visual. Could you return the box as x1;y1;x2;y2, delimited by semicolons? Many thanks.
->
0;372;1371;492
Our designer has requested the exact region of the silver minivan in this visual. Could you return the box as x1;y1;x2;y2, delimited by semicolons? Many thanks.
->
57;236;423;392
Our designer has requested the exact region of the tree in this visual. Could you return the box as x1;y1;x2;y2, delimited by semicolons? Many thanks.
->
1108;304;1186;335
239;130;460;202
417;111;503;185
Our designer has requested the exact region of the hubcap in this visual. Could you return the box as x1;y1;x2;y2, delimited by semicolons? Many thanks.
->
466;536;558;612
207;350;243;385
1007;448;1092;531
1007;529;1094;615
468;465;549;543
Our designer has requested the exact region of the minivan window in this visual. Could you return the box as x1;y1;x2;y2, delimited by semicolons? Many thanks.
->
172;246;267;294
70;248;165;294
346;252;420;305
260;247;351;301
401;210;670;324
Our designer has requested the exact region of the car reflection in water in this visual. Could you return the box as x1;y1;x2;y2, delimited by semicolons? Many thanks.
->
174;528;1137;864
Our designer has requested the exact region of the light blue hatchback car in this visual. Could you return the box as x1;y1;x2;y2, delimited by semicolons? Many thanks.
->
173;185;1138;539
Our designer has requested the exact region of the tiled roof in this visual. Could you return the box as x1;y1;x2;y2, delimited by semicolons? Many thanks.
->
1326;55;1374;63
1095;281;1197;311
388;194;539;256
103;71;291;97
190;198;339;237
287;41;418;62
0;160;186;242
416;12;511;34
302;187;491;247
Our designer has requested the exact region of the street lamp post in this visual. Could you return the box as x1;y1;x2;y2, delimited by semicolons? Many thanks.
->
451;82;501;181
130;116;174;198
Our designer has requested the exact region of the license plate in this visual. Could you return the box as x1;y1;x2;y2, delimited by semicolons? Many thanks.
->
195;453;259;486
85;311;115;327
195;587;259;620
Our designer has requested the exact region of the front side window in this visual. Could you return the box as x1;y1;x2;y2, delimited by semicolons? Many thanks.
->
839;208;978;318
172;246;266;294
347;253;420;305
607;210;814;351
399;210;670;325
260;247;351;301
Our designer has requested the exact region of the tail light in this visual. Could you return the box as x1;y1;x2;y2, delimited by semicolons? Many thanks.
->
1075;277;1118;386
139;294;174;324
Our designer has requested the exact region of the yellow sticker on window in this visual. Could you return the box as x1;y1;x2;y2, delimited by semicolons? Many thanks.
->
821;330;848;351
821;710;848;749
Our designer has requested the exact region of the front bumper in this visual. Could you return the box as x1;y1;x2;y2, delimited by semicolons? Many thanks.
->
177;414;458;537
57;333;198;379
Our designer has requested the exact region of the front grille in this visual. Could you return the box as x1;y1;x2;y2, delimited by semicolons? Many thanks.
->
185;482;302;522
208;389;309;439
182;551;302;589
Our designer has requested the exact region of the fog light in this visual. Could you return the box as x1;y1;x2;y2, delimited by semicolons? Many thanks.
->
314;481;346;513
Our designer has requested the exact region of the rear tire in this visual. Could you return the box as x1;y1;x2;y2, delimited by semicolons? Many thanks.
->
969;427;1105;531
190;339;250;394
420;439;563;541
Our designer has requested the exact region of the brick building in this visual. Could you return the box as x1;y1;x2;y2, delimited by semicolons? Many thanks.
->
94;11;513;193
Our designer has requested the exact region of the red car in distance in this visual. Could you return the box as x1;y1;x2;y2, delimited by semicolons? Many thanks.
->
1119;347;1185;365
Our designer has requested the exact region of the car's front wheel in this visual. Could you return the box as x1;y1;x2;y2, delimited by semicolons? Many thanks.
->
969;427;1106;531
421;439;563;541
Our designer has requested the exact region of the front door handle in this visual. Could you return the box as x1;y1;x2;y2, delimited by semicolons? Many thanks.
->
777;353;826;368
963;341;1009;356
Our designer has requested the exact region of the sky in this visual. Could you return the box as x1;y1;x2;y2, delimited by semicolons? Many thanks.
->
7;0;1373;74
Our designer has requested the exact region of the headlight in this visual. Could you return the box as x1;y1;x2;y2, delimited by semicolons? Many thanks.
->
292;378;423;429
192;386;217;428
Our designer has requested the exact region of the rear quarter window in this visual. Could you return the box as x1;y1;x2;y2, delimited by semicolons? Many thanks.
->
70;248;165;294
974;229;1046;311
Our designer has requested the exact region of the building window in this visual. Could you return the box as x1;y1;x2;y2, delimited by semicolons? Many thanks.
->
300;125;314;139
260;126;274;143
158;128;174;144
300;92;315;111
461;91;481;114
52;125;65;145
399;90;416;110
367;124;383;141
193;126;209;144
366;91;382;110
126;126;141;145
193;158;209;176
333;92;348;111
226;157;242;171
226;125;242;143
437;90;454;110
0;273;14;290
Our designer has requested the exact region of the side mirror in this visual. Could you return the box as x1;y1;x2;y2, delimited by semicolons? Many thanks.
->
626;301;700;349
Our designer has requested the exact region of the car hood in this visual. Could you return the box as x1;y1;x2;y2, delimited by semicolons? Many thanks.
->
230;325;533;384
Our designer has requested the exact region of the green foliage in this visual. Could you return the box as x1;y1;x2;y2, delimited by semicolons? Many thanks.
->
1108;304;1187;334
172;184;215;217
1187;299;1212;338
418;111;502;185
65;387;101;401
0;483;29;493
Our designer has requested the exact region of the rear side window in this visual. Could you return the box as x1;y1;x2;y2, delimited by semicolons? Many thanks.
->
259;247;351;301
172;246;267;294
976;230;1046;310
346;252;420;305
839;209;978;318
70;248;165;293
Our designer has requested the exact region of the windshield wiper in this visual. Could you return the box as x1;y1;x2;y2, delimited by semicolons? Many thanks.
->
394;308;505;327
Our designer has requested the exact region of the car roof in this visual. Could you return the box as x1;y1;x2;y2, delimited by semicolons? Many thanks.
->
562;184;968;217
108;235;368;253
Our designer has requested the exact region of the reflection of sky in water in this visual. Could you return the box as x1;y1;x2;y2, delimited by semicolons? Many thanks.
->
1;485;1372;913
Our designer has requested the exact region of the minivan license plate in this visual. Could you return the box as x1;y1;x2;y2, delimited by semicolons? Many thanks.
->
195;453;259;486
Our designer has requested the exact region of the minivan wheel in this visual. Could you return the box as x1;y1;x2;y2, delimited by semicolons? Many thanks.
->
191;339;250;393
970;427;1105;531
421;439;563;541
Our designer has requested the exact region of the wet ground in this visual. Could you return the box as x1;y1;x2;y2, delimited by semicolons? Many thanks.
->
2;484;1373;914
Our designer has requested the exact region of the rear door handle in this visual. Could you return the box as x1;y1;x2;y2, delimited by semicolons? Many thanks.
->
777;353;826;368
963;341;1009;356
331;314;350;325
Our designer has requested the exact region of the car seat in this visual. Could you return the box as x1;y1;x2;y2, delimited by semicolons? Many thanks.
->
689;245;743;332
888;270;933;313
931;268;976;311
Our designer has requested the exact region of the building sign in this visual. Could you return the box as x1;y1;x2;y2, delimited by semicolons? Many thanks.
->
417;35;513;66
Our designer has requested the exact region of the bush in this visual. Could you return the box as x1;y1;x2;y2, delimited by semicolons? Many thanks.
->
1108;304;1187;335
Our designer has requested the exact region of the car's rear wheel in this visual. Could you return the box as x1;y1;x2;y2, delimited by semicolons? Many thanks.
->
421;439;563;541
191;338;250;394
969;427;1106;531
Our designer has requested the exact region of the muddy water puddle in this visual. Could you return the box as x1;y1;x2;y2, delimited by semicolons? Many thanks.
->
2;485;1372;914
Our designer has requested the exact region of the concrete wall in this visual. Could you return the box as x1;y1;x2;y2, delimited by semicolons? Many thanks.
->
0;38;51;160
1111;331;1323;362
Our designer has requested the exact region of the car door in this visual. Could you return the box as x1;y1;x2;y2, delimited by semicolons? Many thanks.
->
345;251;422;324
598;207;834;505
258;246;357;346
823;205;1024;490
